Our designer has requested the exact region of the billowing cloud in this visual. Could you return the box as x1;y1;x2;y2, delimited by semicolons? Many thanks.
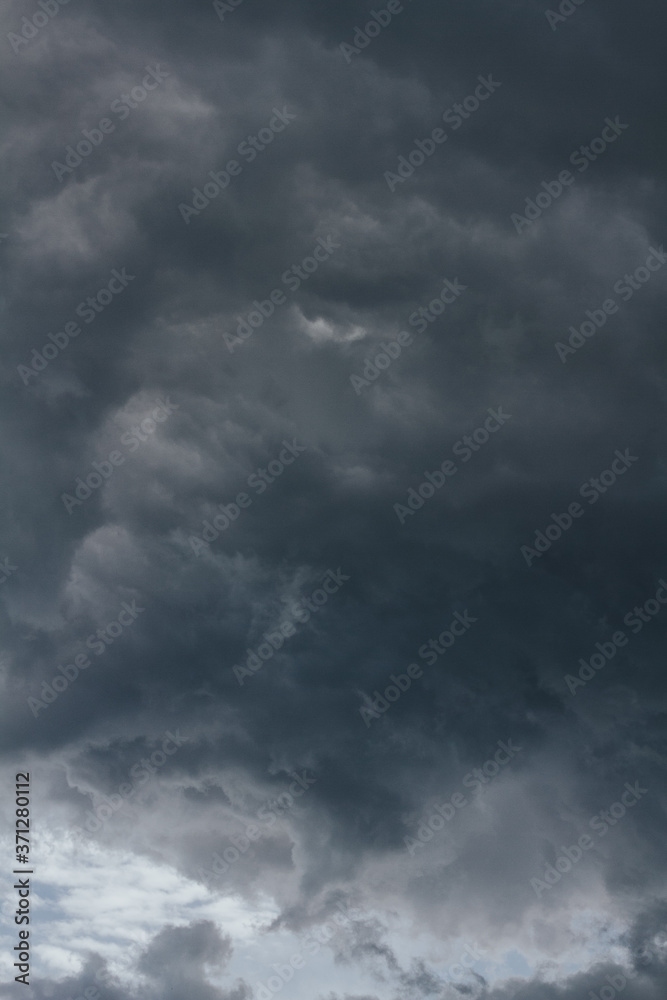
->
1;0;666;998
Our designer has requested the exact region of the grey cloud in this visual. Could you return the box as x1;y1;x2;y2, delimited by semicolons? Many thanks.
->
1;0;667;997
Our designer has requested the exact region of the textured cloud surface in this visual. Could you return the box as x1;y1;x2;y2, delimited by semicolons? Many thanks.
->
1;1;666;998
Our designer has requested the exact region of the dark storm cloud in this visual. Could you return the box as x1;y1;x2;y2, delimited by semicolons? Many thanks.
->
1;0;667;995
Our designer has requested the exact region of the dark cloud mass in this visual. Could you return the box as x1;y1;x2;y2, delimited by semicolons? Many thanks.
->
1;0;666;997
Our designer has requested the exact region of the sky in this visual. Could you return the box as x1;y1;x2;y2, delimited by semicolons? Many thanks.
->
1;0;667;997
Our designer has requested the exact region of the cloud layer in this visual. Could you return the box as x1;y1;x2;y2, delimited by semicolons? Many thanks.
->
1;0;666;997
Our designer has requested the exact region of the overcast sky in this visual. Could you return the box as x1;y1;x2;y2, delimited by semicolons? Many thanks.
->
1;0;667;998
